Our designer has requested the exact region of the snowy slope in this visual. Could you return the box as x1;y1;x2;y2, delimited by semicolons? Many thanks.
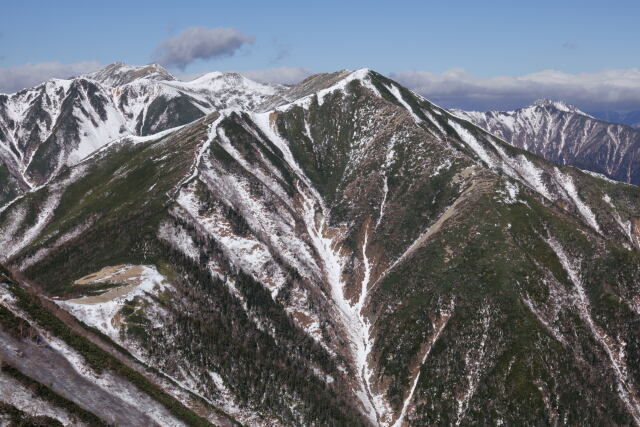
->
453;100;640;185
0;62;287;206
86;61;175;87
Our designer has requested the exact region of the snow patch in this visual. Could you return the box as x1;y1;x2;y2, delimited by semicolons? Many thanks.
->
58;265;170;341
448;120;495;168
385;84;422;124
553;169;601;233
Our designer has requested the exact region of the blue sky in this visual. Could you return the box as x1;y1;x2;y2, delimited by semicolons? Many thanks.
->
2;0;639;111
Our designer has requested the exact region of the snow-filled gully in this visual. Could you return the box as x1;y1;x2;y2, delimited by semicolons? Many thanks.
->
376;175;389;229
253;112;390;424
306;193;377;422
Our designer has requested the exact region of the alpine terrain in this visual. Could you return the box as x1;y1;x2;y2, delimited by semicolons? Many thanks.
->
0;62;285;208
453;99;640;186
1;63;640;426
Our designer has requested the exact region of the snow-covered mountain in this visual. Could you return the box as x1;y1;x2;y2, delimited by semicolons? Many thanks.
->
0;62;285;207
2;68;640;425
86;61;176;86
453;99;640;185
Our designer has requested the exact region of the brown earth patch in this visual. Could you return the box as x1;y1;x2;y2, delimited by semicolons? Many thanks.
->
68;265;151;305
74;264;128;285
292;311;315;329
67;283;139;305
631;217;640;237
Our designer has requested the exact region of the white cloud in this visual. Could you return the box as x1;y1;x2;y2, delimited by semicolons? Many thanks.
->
389;68;640;111
239;67;313;85
0;61;101;93
153;26;254;69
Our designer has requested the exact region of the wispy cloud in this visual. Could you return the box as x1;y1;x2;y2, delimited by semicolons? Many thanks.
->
153;26;254;70
390;68;640;111
239;67;314;85
0;61;101;93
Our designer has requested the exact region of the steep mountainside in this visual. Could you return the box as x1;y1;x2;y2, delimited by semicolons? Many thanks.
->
0;62;284;207
0;264;235;426
453;99;640;185
1;69;640;425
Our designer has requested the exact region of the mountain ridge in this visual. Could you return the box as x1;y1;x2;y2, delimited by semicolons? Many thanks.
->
1;66;640;425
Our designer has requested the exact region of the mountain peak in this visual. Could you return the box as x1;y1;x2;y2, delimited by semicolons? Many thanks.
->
176;71;282;98
531;98;591;116
86;62;175;87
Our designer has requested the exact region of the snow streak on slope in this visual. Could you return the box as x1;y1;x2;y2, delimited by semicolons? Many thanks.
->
376;142;396;230
357;223;372;313
448;120;495;168
18;219;95;270
546;237;640;425
552;169;601;233
0;192;60;262
602;194;640;250
521;292;568;347
385;84;422;124
0;165;87;262
358;223;395;425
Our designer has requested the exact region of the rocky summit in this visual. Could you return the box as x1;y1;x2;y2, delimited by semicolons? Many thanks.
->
1;63;639;426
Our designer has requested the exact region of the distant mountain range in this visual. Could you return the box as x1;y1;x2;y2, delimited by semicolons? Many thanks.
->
453;99;640;185
590;110;640;129
1;63;640;426
0;62;286;207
